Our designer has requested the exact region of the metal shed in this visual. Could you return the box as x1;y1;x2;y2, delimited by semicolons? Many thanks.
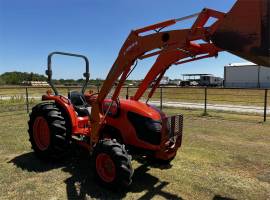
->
224;63;270;88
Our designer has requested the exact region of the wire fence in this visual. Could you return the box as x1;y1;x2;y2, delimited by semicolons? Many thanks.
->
0;86;269;121
0;86;100;114
124;86;269;121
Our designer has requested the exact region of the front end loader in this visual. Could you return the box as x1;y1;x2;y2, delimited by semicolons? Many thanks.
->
28;0;269;188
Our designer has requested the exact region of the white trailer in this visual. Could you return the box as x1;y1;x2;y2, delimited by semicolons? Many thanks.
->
200;75;223;86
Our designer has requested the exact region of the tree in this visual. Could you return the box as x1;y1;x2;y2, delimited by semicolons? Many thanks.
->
0;77;6;85
0;71;47;85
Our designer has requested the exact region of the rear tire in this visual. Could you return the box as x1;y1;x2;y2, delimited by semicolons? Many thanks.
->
93;139;133;189
28;102;71;160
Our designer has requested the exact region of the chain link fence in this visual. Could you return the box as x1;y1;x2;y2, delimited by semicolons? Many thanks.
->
0;86;269;121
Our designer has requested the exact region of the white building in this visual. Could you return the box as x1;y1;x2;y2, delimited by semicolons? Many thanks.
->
224;63;270;88
160;76;169;85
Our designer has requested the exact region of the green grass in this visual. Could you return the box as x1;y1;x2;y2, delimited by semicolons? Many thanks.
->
0;109;269;199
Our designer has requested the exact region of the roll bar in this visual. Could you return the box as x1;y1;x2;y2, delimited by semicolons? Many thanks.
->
46;51;90;95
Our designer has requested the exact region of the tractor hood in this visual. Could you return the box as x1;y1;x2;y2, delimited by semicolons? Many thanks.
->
119;99;163;121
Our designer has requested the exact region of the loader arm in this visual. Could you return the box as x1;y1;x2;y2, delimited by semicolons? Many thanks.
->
133;42;220;100
90;9;225;144
90;0;270;145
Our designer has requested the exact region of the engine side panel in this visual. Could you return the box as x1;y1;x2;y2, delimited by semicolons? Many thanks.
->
104;99;163;151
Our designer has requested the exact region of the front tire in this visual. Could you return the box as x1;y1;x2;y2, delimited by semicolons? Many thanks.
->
93;139;133;189
28;102;71;160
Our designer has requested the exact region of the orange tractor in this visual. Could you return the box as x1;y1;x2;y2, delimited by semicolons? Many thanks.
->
28;0;269;188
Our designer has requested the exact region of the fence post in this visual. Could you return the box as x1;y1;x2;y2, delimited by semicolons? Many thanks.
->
204;87;207;115
160;87;163;110
264;89;268;122
126;87;129;99
25;87;29;113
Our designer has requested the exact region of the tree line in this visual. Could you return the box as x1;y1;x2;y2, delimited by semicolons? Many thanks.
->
0;71;108;86
0;71;47;85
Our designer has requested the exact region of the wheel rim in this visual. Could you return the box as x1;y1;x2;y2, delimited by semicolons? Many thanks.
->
33;116;50;151
96;153;116;183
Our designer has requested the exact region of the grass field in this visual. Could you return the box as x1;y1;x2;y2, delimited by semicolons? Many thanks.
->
0;108;269;200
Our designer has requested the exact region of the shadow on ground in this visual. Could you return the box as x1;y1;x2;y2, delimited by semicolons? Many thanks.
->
9;148;183;200
213;195;236;200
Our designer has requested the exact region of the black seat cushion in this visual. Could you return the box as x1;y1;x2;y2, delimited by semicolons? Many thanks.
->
68;91;90;117
68;91;86;106
74;106;89;117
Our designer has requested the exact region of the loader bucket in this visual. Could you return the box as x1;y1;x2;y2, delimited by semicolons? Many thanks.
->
212;0;270;67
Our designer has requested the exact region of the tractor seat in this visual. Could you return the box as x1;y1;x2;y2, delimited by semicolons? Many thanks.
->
68;91;91;117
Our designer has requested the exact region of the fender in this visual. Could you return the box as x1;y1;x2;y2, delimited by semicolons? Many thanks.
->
42;94;89;135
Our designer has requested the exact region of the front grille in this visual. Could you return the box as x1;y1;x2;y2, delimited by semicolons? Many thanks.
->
165;115;183;142
127;111;162;145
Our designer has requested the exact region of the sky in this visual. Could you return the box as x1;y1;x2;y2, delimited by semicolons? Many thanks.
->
0;0;249;80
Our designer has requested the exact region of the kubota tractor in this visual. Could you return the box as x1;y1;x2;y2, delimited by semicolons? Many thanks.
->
28;0;269;188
